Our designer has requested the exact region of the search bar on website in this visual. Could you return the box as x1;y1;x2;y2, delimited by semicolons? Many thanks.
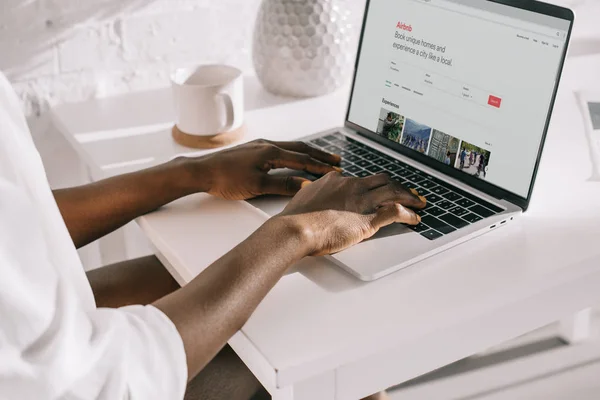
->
388;60;502;109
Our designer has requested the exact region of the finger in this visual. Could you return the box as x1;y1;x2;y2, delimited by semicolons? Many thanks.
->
270;140;341;165
267;149;343;176
370;203;421;229
260;175;312;196
358;173;392;190
408;187;427;204
410;188;427;206
368;181;427;209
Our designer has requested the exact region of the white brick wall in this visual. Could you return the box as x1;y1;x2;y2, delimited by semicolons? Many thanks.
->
2;0;263;118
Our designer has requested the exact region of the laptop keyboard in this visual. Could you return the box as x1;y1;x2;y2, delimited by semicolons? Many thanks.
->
308;133;503;240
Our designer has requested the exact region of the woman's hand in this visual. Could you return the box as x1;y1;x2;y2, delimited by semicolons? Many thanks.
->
153;171;424;379
277;172;426;256
184;139;341;200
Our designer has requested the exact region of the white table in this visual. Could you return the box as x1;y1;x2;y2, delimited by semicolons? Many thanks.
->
52;72;600;400
144;78;600;400
50;15;600;400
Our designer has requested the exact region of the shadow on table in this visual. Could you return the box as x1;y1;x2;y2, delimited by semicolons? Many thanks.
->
243;76;298;111
391;337;569;396
286;257;368;293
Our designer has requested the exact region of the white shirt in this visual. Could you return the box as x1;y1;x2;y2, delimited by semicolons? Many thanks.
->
0;72;187;399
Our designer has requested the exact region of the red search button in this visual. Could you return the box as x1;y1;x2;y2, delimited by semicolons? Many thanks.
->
488;95;502;108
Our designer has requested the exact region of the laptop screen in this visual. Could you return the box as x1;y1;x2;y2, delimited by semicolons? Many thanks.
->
347;0;571;198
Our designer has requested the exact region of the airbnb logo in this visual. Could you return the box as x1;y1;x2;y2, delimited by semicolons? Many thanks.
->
396;22;413;32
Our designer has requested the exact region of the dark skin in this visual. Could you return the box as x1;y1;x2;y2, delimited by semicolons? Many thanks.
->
54;140;343;249
61;140;341;307
54;139;425;395
59;139;346;308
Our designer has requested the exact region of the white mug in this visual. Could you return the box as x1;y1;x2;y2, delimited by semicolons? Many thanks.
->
171;65;244;136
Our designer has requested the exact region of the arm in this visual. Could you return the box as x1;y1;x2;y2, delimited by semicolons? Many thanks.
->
154;217;307;378
54;140;341;248
154;172;426;379
53;159;198;248
2;171;423;400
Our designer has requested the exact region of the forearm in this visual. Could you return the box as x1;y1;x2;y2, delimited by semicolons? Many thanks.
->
153;217;310;380
54;158;204;248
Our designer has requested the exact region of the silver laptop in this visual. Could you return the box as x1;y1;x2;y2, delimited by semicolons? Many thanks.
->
249;0;574;281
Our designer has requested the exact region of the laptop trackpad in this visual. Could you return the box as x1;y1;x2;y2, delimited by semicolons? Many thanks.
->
247;195;291;216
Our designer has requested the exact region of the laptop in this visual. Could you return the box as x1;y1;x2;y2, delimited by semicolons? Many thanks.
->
249;0;574;281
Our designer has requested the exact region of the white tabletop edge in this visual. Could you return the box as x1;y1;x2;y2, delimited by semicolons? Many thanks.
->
228;331;280;392
136;216;196;284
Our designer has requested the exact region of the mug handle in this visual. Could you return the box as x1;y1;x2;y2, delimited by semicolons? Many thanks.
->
219;92;236;133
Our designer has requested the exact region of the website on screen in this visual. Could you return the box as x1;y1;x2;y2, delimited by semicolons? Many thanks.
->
348;0;570;197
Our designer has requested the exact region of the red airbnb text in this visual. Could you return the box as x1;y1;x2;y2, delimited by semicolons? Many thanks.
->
396;22;413;32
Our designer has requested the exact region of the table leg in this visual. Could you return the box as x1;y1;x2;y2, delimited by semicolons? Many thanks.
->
97;227;130;266
558;308;593;344
270;371;336;400
271;387;294;400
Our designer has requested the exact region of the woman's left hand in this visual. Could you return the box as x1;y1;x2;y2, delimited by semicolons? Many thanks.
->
183;139;341;200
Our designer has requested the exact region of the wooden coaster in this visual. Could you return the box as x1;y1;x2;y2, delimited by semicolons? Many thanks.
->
172;124;245;149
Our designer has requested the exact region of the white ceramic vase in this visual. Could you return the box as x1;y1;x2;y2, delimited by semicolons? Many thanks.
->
253;0;356;97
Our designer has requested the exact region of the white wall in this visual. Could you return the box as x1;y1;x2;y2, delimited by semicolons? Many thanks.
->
3;0;262;117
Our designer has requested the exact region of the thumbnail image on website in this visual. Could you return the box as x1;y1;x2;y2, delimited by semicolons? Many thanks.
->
401;119;432;154
376;108;404;142
456;141;491;180
430;129;460;167
375;106;492;181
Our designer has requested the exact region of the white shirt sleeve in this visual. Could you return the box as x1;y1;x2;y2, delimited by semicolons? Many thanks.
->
0;139;187;399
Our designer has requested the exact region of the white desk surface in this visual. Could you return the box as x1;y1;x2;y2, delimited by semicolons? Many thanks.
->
50;19;600;399
139;86;600;398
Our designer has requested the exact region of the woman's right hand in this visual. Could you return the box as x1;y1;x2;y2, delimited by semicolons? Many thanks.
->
277;172;427;256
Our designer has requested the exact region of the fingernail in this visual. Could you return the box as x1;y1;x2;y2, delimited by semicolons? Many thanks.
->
301;180;312;188
419;196;427;204
333;166;343;173
417;215;422;223
410;188;419;195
